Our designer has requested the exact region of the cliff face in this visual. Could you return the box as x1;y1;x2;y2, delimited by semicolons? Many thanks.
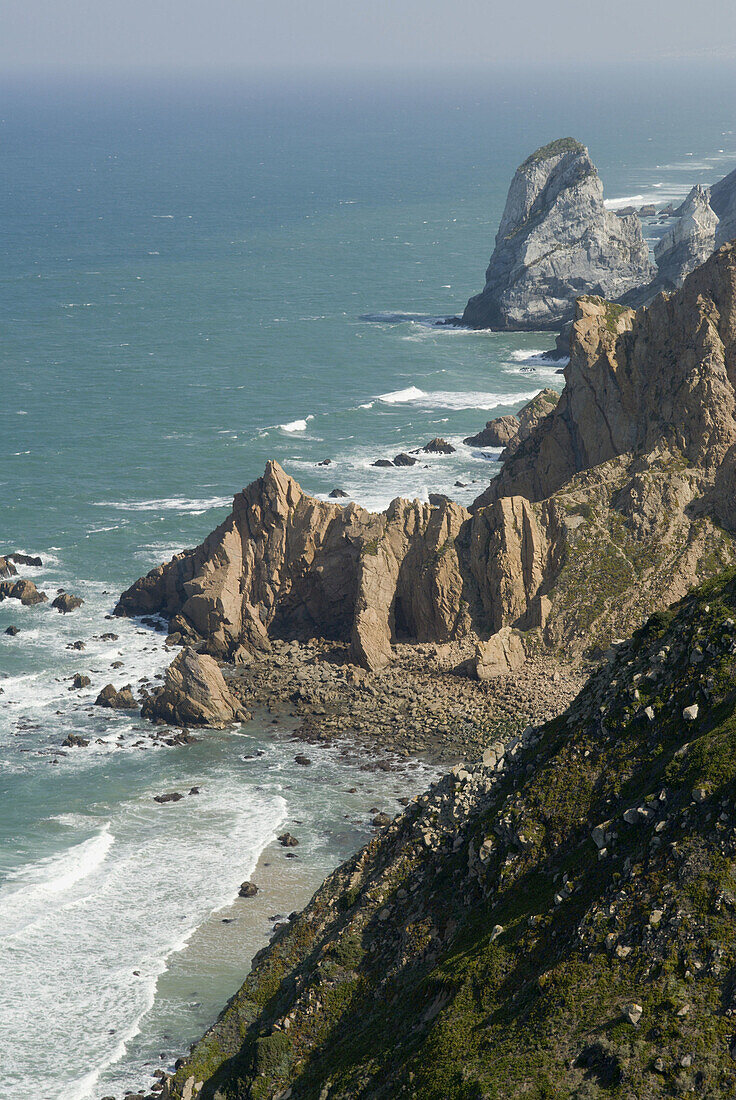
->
710;163;736;247
462;138;653;330
162;566;736;1100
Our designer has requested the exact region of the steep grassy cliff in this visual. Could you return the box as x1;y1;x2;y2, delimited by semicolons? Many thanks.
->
164;566;736;1099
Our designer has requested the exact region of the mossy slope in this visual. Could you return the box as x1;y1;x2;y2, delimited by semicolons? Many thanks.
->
168;567;736;1100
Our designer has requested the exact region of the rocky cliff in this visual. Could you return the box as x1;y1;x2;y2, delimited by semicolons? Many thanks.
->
117;244;736;670
710;164;736;247
160;564;736;1100
461;138;653;330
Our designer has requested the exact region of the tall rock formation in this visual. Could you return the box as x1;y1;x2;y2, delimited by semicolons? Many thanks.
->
653;184;718;290
462;138;654;330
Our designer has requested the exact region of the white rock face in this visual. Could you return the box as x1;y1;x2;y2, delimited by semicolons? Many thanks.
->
462;138;654;330
654;185;718;289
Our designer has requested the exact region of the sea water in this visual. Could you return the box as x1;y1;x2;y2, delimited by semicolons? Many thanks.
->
2;61;736;1097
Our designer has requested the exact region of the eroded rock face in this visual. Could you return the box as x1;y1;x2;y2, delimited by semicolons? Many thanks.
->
141;647;250;728
473;626;526;680
464;414;519;448
710;164;736;247
0;557;17;578
654;185;718;291
462;138;653;330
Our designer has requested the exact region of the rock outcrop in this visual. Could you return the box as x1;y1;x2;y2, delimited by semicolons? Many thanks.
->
0;557;17;578
162;565;736;1100
462;138;653;330
141;647;249;728
463;413;519;448
653;184;718;290
51;592;84;613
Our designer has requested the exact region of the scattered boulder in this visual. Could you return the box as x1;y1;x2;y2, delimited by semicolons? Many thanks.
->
622;1003;643;1026
4;625;19;636
423;438;455;454
141;647;250;728
67;640;86;651
100;632;119;641
95;683;138;709
71;673;91;689
393;453;417;467
51;592;84;614
154;791;184;804
329;489;349;498
295;754;312;766
278;832;299;847
372;812;392;827
238;881;259;898
371;459;394;468
317;458;332;466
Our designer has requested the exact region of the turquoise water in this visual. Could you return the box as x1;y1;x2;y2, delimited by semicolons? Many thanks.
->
2;63;736;1097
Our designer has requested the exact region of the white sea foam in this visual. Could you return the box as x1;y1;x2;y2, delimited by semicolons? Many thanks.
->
376;386;540;411
93;496;232;513
279;415;314;432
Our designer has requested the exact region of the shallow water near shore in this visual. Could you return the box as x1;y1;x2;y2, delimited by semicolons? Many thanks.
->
4;62;736;1097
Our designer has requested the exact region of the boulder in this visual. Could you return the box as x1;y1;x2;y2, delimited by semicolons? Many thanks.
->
423;438;456;454
154;792;184;804
393;453;417;467
238;881;259;898
462;138;653;330
474;627;526;680
329;489;349;498
278;832;299;847
4;625;20;636
141;647;250;728
371;459;394;468
0;578;47;605
95;683;138;709
71;674;91;689
51;592;84;614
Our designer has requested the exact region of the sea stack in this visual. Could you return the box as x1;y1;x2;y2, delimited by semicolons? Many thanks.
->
462;137;653;330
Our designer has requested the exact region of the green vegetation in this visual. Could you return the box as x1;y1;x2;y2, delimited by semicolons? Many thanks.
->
522;137;586;168
170;567;736;1099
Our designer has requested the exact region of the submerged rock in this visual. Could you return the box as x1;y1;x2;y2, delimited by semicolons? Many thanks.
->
141;647;249;728
462;138;653;330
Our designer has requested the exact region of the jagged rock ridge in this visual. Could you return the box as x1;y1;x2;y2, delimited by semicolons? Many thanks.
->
117;245;736;669
462;138;653;330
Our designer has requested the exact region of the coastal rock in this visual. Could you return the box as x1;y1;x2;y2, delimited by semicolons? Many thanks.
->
329;489;349;498
653;185;718;290
154;791;184;804
51;592;84;614
0;578;48;605
5;625;20;636
61;733;89;748
71;673;91;689
8;552;42;567
141;647;249;728
423;438;455;454
464;414;519;448
710;163;736;247
0;556;17;578
393;453;417;467
95;684;138;709
462;138;653;330
371;459;393;468
500;388;560;460
238;881;259;898
278;832;299;847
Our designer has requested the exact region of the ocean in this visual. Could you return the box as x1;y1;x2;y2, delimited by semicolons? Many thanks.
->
2;61;736;1098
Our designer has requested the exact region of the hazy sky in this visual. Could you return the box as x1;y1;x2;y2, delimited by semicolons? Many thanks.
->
3;0;736;74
